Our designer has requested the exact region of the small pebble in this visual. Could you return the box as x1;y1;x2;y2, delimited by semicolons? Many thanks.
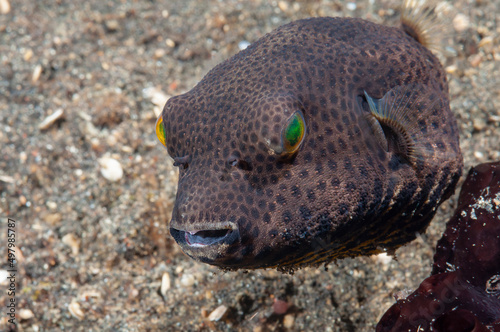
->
19;309;34;320
47;201;57;210
121;145;133;153
283;314;295;329
32;64;42;82
62;233;81;255
238;40;251;51
472;118;486;131
444;46;458;57
0;0;10;14
105;19;120;32
128;285;139;299
98;157;123;182
24;49;33;61
453;13;470;32
0;175;14;183
142;86;170;108
277;1;288;12
180;273;195;287
68;301;85;320
445;65;458;75
208;305;228;321
489;115;500;123
478;36;494;49
272;298;289;315
80;290;101;301
44;213;62;225
346;2;357;11
374;252;393;265
154;48;166;59
106;134;117;147
160;272;171;297
0;269;8;284
39;108;64;130
165;38;176;48
469;54;482;67
19;151;27;163
474;151;484;160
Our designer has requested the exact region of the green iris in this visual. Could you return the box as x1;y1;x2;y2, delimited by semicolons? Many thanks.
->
282;111;306;153
156;115;167;148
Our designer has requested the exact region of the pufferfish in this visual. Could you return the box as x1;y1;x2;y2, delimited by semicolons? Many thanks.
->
155;0;463;271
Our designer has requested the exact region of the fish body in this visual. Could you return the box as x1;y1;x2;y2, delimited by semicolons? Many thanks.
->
157;6;463;270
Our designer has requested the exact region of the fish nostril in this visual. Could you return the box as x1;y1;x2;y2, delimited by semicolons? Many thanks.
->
227;155;252;171
228;157;238;167
173;155;190;169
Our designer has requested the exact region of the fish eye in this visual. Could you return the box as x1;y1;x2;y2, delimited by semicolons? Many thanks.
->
155;115;167;148
281;110;306;154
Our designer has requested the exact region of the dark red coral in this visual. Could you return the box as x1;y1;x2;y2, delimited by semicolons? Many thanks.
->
377;161;500;332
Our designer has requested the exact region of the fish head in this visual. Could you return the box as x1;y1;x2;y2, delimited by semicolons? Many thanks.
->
159;81;340;269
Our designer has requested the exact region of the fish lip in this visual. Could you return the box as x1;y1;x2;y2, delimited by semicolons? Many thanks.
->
170;222;240;249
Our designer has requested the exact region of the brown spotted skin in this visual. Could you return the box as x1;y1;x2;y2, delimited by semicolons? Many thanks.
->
161;17;463;271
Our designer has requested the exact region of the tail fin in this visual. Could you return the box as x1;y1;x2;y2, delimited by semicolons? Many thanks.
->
400;0;447;53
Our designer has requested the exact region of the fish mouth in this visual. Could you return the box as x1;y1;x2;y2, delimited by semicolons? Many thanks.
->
170;222;240;249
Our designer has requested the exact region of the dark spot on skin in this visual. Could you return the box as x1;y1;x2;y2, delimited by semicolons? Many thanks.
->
291;185;301;198
317;180;326;191
282;211;293;224
327;142;336;154
252;226;260;238
276;195;287;206
346;182;356;191
327;159;337;171
306;189;316;201
338;138;347;150
239;204;249;215
251;208;260;219
338;203;349;215
299;205;312;221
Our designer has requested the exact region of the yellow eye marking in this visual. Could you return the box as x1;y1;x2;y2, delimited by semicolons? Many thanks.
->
155;115;167;148
282;111;306;154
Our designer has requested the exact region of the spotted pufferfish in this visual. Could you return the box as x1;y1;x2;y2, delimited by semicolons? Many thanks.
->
155;0;463;271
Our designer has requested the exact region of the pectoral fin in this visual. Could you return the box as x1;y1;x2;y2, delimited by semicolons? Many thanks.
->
363;84;440;164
